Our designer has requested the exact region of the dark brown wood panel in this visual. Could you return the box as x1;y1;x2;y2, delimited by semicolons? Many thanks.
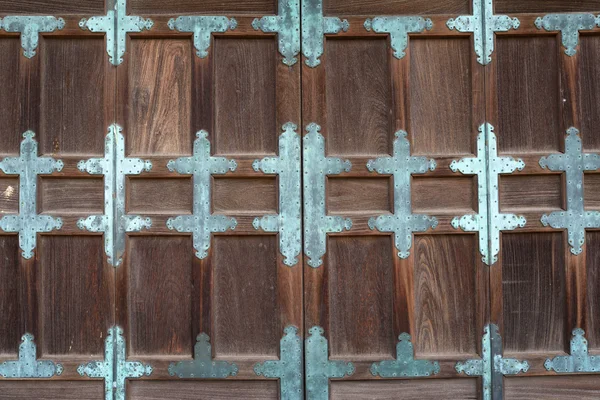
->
126;177;193;215
579;35;600;151
130;0;277;15
0;38;22;155
213;177;278;214
212;235;279;357
410;38;473;156
214;38;277;156
499;174;563;212
127;39;193;156
0;381;104;400
585;173;600;210
496;36;561;153
327;177;392;214
0;177;18;214
412;176;475;214
414;235;477;356
41;37;107;156
39;178;104;215
125;236;193;356
328;236;395;359
324;0;470;15
38;235;112;356
128;380;279;400
495;0;600;14
325;38;391;156
587;231;600;349
501;232;566;352
330;378;478;400
0;236;19;354
504;376;600;400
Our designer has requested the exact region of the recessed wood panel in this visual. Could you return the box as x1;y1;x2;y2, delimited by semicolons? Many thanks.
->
128;380;278;400
39;236;111;356
128;39;192;156
500;174;563;212
580;36;600;151
504;376;600;400
41;38;107;156
0;39;21;155
212;236;279;357
0;178;18;214
497;37;560;153
414;235;477;356
496;0;600;13
328;177;391;214
130;0;276;14
213;177;278;214
0;0;104;14
587;231;600;349
0;381;104;400
330;378;478;400
127;178;192;215
40;178;104;214
410;38;472;156
584;173;600;210
0;236;19;354
127;236;193;356
324;0;469;15
412;176;474;214
328;236;395;358
502;233;566;352
326;39;391;156
214;38;277;155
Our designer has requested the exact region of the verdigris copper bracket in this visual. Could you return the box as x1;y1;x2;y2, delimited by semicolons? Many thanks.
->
535;14;599;56
456;324;529;400
301;0;349;67
78;326;152;400
364;16;433;59
79;0;153;65
0;333;63;378
169;333;238;378
305;326;354;400
167;131;237;259
168;16;237;58
545;328;600;373
539;128;600;255
78;124;152;267
1;16;65;58
303;123;352;268
252;0;300;65
367;131;437;259
450;123;526;265
0;131;63;259
371;333;439;377
254;326;303;399
447;0;519;65
253;123;301;266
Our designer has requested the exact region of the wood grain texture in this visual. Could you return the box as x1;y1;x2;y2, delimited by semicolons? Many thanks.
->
212;236;279;357
128;39;192;156
214;38;277;156
504;376;600;400
0;236;19;354
128;380;278;400
324;0;469;15
496;37;560;153
580;36;600;151
326;39;392;156
39;178;104;214
414;235;477;356
502;233;566;352
412;176;474;214
330;378;478;400
585;174;600;210
130;0;276;14
496;0;600;14
41;38;107;156
213;177;278;214
39;235;112;356
0;178;18;214
126;236;193;356
127;178;192;215
410;38;472;156
0;39;21;155
500;175;563;212
0;381;104;400
328;236;395;359
586;231;600;349
327;177;391;214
